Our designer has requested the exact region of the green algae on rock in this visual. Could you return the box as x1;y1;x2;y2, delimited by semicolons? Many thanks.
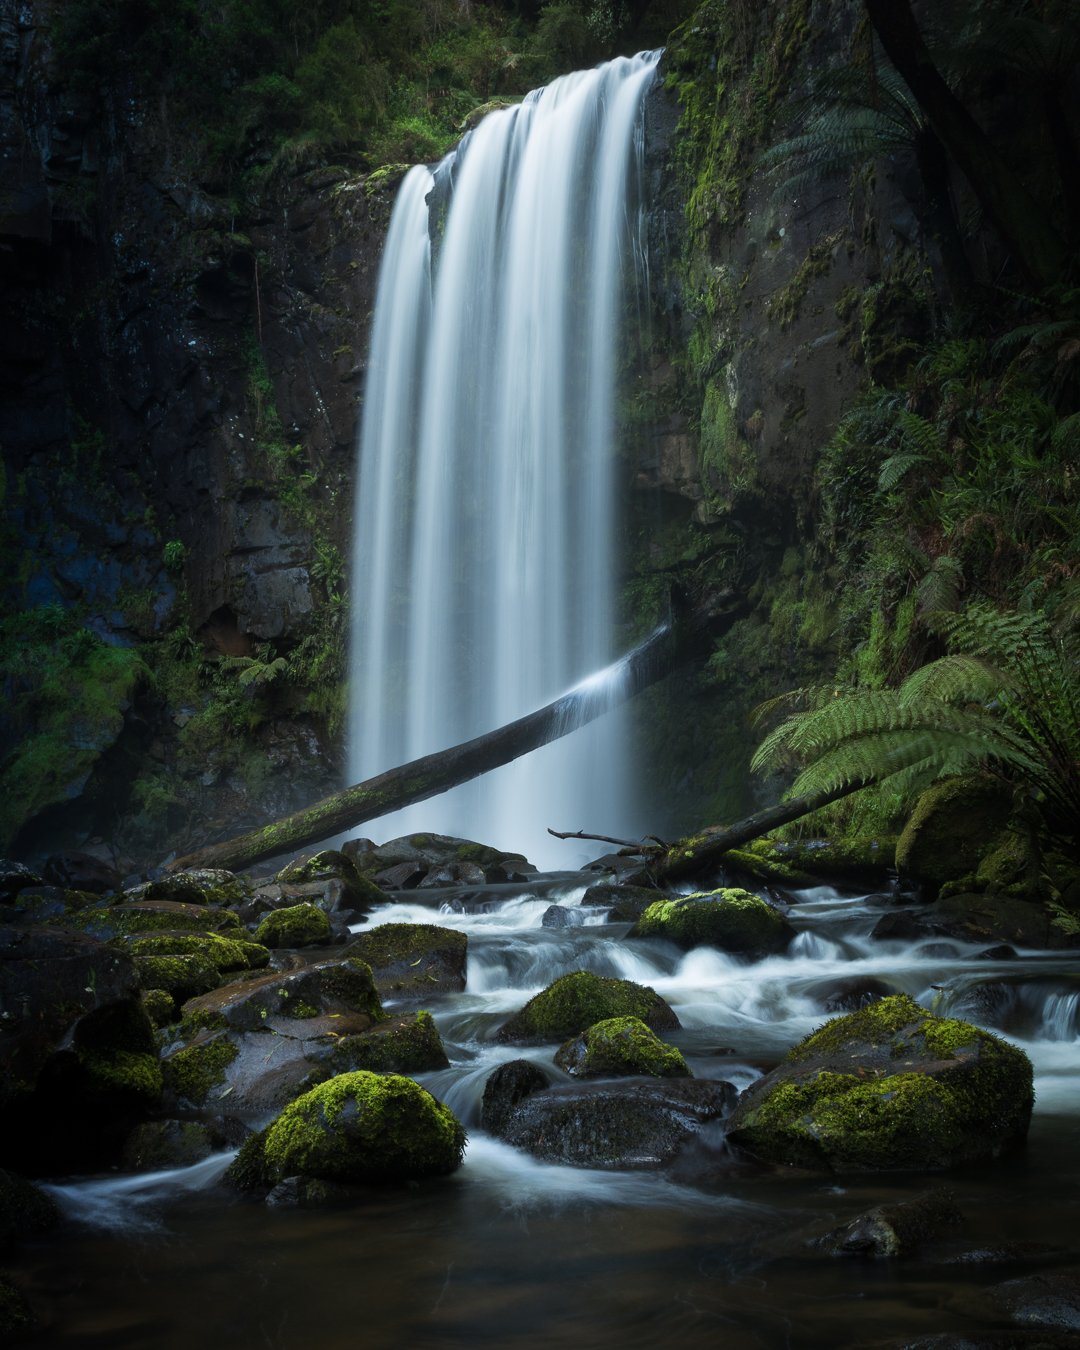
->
496;970;680;1044
317;1010;450;1075
629;888;794;958
253;902;332;948
345;922;467;997
162;1034;239;1107
252;1071;465;1185
555;1016;691;1079
726;994;1034;1172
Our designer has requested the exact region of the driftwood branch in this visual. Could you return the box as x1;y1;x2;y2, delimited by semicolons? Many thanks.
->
546;828;670;850
166;588;748;875
629;778;870;886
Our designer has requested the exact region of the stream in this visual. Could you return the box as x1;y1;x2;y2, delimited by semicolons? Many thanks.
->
27;877;1080;1348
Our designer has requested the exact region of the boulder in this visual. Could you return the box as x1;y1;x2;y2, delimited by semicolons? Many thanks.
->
629;888;794;958
480;1059;551;1136
495;970;680;1044
541;904;584;929
871;894;1077;950
811;1190;964;1258
726;994;1034;1172
345;923;467;998
309;1010;450;1075
42;851;122;894
65;899;244;939
226;1071;466;1188
489;1077;735;1168
0;925;162;1171
895;775;1014;896
581;882;662;922
132;868;251;908
353;834;535;889
989;1269;1080;1331
252;902;331;948
273;849;388;912
554;1016;691;1079
120;1119;219;1171
180;956;383;1035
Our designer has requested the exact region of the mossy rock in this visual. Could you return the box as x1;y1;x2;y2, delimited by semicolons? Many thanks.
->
555;1016;691;1079
137;869;251;908
253;903;331;949
259;1071;465;1185
0;1169;61;1248
162;1033;239;1107
4;885;100;926
896;775;1015;896
629;888;794;958
871;892;1077;950
580;882;664;922
141;987;176;1027
275;850;388;911
133;951;220;1003
726;994;1034;1172
121;1119;217;1171
345;923;467;997
496;970;679;1044
753;837;897;885
124;931;271;973
723;845;819;889
316;1011;450;1075
65;900;243;939
180;957;384;1034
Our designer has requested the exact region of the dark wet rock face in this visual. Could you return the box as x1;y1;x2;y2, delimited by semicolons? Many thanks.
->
480;1060;551;1137
811;1190;964;1259
344;923;468;999
487;1078;736;1169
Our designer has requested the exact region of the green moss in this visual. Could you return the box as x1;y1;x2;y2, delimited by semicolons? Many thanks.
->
631;888;793;956
769;232;843;329
133;952;221;1002
77;1049;163;1106
253;903;332;948
347;923;466;968
497;970;678;1043
262;1071;465;1184
699;372;759;516
224;1128;271;1193
326;1011;450;1075
141;987;177;1027
127;931;271;972
555;1016;691;1079
144;870;250;907
788;994;931;1062
163;1036;238;1106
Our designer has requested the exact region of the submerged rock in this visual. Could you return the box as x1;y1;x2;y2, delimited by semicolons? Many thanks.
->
554;1016;690;1079
812;1190;964;1258
495;970;679;1044
227;1071;466;1189
726;994;1033;1172
345;923;467;998
489;1077;734;1169
629;887;794;958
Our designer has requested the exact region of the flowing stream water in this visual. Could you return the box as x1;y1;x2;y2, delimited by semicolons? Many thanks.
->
348;53;659;869
30;877;1080;1348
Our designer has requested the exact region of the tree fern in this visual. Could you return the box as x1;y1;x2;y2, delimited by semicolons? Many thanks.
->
752;604;1079;848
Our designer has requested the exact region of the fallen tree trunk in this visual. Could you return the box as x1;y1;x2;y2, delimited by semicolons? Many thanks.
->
631;778;871;886
166;587;748;875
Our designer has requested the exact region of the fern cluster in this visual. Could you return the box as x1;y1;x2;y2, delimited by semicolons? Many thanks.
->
752;605;1080;850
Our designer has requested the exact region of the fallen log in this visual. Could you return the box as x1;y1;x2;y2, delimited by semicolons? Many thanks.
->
629;778;871;886
166;587;748;875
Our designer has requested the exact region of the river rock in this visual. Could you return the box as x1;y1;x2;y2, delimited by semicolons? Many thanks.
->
130;868;251;908
42;851;122;894
0;925;162;1171
352;834;536;889
811;1190;964;1258
66;899;244;939
226;1071;466;1189
490;1078;735;1169
554;1016;691;1079
180;956;383;1034
344;923;467;998
495;970;680;1044
581;882;663;922
989;1269;1080;1331
629;888;795;958
252;902;332;948
480;1059;551;1136
273;849;387;913
541;904;584;928
726;994;1033;1172
895;775;1015;896
871;894;1076;950
120;1119;219;1171
308;1010;450;1075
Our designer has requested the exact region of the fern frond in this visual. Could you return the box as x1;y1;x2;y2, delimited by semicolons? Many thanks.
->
913;555;964;614
877;453;926;493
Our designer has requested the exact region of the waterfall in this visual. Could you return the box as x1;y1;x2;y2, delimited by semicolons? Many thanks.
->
349;51;660;867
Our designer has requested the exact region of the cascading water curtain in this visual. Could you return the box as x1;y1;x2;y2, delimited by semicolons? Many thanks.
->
349;51;659;867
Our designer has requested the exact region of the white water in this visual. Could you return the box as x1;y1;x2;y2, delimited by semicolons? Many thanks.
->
349;52;660;869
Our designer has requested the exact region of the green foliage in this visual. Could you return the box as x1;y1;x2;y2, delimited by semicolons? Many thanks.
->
0;606;147;850
752;604;1080;851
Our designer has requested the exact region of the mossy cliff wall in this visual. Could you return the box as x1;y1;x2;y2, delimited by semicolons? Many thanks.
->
625;0;939;837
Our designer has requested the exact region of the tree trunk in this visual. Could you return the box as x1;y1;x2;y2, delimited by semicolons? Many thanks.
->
165;588;748;875
864;0;1067;288
630;778;871;886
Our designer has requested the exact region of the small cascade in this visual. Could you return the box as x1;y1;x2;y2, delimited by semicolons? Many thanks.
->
349;52;660;867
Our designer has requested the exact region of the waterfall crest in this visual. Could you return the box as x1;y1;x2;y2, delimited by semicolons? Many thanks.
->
349;51;660;866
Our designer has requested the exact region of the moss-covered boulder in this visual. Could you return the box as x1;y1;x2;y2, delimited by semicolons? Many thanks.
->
3;885;99;927
895;774;1015;896
870;892;1078;950
132;869;251;908
65;899;243;939
489;1078;734;1169
555;1017;691;1079
345;923;467;997
629;888;794;958
133;950;221;1004
0;925;162;1171
273;849;388;913
726;994;1034;1172
180;956;383;1034
253;902;331;948
581;882;665;922
161;1034;239;1108
125;930;271;973
495;970;679;1044
312;1010;450;1075
229;1072;465;1188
